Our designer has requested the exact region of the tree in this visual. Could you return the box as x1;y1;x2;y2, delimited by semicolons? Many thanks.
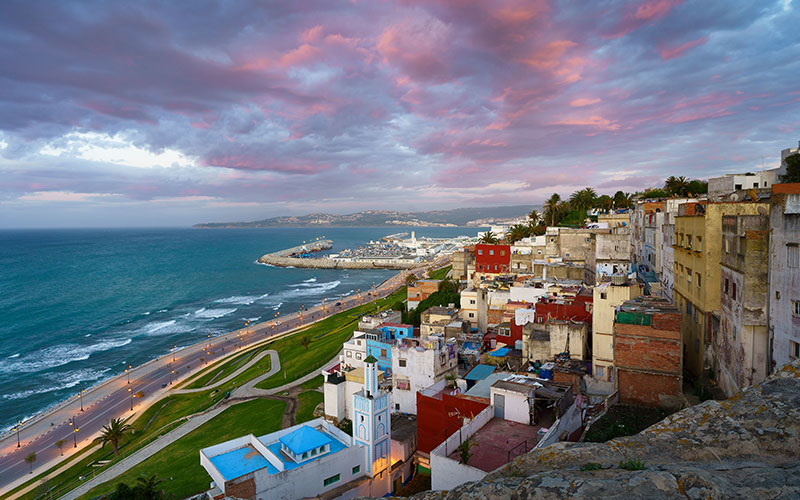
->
96;418;133;457
135;474;164;500
642;188;669;199
544;193;562;226
686;179;708;195
55;439;67;456
457;437;477;465
109;481;135;500
300;335;311;350
569;188;597;211
505;224;531;244
479;231;499;244
613;191;633;209
24;452;36;474
596;194;613;212
445;372;458;389
664;175;689;196
527;210;540;226
779;153;800;183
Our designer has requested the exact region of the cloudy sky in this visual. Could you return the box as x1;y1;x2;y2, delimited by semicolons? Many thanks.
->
1;0;798;228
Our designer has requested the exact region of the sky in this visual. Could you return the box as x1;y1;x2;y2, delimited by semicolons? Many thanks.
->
0;0;799;228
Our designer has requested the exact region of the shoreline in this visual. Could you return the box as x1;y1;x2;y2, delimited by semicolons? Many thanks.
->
0;263;411;442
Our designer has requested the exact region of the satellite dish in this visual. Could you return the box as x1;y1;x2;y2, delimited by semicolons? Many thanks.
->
758;206;768;216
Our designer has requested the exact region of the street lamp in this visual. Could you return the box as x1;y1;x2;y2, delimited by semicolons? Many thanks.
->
69;417;78;448
14;418;21;448
168;363;173;385
172;345;177;362
128;386;133;411
79;388;84;412
126;364;132;384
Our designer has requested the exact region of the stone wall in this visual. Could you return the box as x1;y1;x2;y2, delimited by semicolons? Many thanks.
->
363;359;800;500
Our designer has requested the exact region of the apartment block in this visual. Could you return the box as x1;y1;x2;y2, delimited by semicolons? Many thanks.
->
673;199;769;377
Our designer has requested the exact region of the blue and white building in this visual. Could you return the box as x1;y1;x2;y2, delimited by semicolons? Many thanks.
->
201;357;394;500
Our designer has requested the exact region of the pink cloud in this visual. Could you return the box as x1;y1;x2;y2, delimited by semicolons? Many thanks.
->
279;44;320;67
203;155;330;174
520;40;577;70
570;97;601;107
376;15;452;81
300;25;324;43
660;36;707;60
609;0;683;38
553;115;621;131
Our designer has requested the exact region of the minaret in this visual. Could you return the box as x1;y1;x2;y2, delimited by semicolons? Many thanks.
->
352;355;391;476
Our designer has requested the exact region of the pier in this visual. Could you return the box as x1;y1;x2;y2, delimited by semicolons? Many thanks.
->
257;240;420;269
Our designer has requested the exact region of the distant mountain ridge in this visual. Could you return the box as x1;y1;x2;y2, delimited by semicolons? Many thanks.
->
193;205;538;228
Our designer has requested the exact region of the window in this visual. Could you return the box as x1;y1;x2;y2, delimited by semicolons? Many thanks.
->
791;341;800;360
595;365;604;378
399;359;406;367
302;452;308;459
696;273;701;288
732;282;737;300
323;474;341;487
500;250;505;256
788;244;799;268
470;299;475;304
724;239;730;253
735;183;742;190
793;301;800;318
687;235;693;249
565;252;571;257
600;292;607;300
346;351;352;358
468;312;474;318
395;403;400;410
489;250;495;256
380;348;387;357
477;249;483;255
311;448;317;456
686;268;692;283
753;182;759;188
356;353;362;360
696;236;702;252
353;465;361;474
733;326;737;340
725;278;729;293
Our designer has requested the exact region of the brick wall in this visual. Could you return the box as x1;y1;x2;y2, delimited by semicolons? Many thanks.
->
225;476;256;499
617;370;681;407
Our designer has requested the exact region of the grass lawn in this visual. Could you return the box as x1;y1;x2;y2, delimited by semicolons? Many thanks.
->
180;346;267;389
428;265;452;280
295;391;324;424
299;374;323;390
254;287;407;391
79;398;286;500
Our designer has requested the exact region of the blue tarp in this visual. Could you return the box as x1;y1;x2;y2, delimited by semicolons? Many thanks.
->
464;364;496;381
489;347;510;357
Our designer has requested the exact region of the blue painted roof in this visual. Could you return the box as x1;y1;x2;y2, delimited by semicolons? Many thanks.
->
263;430;347;473
278;425;332;455
465;364;496;381
489;347;510;357
209;446;276;481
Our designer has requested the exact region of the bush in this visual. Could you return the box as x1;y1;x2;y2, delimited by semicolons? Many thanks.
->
580;462;602;471
619;458;647;471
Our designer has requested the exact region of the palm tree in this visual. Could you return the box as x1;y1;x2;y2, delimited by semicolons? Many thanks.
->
664;176;689;196
24;452;36;474
527;210;540;226
613;191;633;209
596;194;613;212
569;188;597;211
55;439;67;456
505;224;530;244
544;193;561;226
457;437;477;464
300;335;310;351
135;474;164;499
479;231;499;244
96;418;133;457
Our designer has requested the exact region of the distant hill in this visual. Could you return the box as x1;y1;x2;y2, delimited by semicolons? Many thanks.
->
193;205;539;228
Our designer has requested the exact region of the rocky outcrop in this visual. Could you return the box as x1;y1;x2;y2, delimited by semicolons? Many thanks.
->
399;361;800;499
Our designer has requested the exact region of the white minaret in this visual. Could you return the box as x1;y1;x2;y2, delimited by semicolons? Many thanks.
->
352;355;391;476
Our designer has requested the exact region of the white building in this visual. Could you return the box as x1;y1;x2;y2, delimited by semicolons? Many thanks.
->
391;335;458;414
200;419;368;500
340;332;368;370
708;169;779;200
353;356;391;481
323;365;384;423
358;310;401;330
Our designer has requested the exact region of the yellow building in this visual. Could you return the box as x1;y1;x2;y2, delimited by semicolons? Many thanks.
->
673;200;769;377
591;279;643;395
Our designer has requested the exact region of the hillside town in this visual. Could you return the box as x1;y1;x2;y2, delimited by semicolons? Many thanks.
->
193;143;800;499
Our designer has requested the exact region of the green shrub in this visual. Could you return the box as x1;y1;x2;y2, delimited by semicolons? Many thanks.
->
619;458;647;471
580;462;602;471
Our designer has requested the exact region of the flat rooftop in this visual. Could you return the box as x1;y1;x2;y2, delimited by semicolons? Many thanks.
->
447;417;547;473
209;445;276;481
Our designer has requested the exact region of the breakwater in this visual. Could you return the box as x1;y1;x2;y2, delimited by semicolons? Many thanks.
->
258;239;419;269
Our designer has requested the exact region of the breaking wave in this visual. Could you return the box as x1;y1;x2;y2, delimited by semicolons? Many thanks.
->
0;338;133;374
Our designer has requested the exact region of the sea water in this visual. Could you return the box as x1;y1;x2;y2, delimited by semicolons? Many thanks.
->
0;226;474;430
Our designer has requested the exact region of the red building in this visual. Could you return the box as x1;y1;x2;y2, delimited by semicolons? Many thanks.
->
475;244;511;274
416;385;489;454
534;288;593;324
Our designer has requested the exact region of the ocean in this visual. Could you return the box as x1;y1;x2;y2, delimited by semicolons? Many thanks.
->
0;226;475;430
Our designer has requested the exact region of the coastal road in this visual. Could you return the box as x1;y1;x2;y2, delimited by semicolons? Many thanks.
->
0;256;447;492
